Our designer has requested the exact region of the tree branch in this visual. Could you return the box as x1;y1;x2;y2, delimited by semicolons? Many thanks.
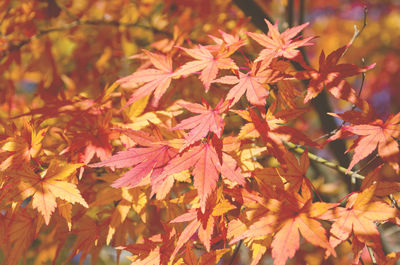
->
233;0;274;29
228;240;243;265
284;141;364;180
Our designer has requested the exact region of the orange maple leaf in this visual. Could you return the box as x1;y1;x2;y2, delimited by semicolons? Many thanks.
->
229;189;336;265
213;63;287;106
159;142;221;213
255;149;312;192
59;112;116;178
2;209;38;265
271;193;337;265
173;99;230;150
0;121;47;171
174;44;238;91
241;106;317;170
169;193;234;261
320;185;397;262
117;225;176;265
247;20;314;66
169;209;213;260
89;128;178;192
330;111;400;172
207;30;246;56
234;103;317;148
119;50;176;108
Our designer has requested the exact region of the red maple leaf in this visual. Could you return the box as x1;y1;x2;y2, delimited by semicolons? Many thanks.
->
247;20;314;66
173;99;230;149
296;45;375;110
247;107;288;168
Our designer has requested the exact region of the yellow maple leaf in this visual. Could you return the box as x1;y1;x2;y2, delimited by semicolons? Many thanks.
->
18;160;88;225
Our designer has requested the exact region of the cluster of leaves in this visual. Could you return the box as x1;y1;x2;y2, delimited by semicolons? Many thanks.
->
1;0;400;265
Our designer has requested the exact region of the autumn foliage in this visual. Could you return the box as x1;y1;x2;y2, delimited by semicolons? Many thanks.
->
1;0;400;264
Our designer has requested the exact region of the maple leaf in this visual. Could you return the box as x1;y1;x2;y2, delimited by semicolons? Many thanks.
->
174;44;238;91
66;216;107;265
233;103;318;152
169;192;233;261
213;63;287;106
247;20;314;65
119;50;176;108
255;149;312;192
331;111;400;172
207;30;246;56
89;128;178;193
2;209;38;265
159;142;221;213
16;161;88;225
360;165;400;197
239;106;317;170
270;192;337;265
220;152;246;185
320;185;397;262
59;112;116;178
247;107;288;168
296;45;375;110
117;225;176;265
173;99;230;149
274;79;302;109
229;188;336;265
0;121;47;171
184;243;229;265
104;187;148;244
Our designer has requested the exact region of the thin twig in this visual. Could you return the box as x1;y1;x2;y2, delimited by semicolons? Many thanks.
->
284;141;365;180
354;153;379;175
228;240;243;265
54;0;80;21
341;7;368;58
388;195;400;211
367;246;378;265
287;0;294;27
299;0;305;25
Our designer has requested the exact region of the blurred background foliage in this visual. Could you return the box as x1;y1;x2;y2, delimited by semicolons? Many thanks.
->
1;0;399;264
